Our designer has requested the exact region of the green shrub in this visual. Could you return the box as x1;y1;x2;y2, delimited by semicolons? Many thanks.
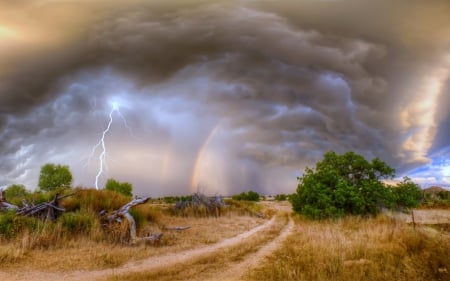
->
59;211;97;235
105;178;133;197
274;194;288;201
391;177;422;209
232;190;260;201
291;151;397;219
0;211;19;239
129;209;144;229
38;163;73;191
61;188;129;212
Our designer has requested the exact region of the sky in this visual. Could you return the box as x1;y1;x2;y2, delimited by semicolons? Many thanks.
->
1;0;450;196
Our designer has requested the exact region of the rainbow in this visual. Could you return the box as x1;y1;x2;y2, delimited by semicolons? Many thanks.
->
190;123;222;192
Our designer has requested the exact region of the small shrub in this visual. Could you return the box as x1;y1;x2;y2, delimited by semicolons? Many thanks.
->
59;211;97;235
129;209;144;229
105;179;133;197
133;204;160;222
0;211;20;239
61;188;129;212
274;194;288;201
232;190;260;201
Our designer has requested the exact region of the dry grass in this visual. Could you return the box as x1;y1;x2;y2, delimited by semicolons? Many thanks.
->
102;213;289;281
0;205;266;272
245;215;450;281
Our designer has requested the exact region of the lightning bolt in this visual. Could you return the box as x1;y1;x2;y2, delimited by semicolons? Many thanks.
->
87;99;136;190
91;103;117;189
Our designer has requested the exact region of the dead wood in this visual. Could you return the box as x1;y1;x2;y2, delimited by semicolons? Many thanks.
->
164;226;191;231
0;201;18;211
100;197;163;244
0;190;18;211
175;192;224;217
16;193;75;221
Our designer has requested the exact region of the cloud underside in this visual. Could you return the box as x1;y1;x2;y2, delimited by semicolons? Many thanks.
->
0;0;449;195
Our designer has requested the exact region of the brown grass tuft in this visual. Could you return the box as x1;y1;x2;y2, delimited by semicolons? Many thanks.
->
246;214;450;281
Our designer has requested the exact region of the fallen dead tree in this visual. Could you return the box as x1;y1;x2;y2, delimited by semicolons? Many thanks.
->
100;196;163;245
18;193;75;221
1;190;74;221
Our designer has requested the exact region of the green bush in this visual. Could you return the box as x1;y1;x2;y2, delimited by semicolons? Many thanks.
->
0;211;39;240
0;211;19;239
61;188;129;212
4;184;28;201
59;211;97;235
38;163;73;191
391;177;422;209
290;151;398;219
274;194;288;201
105;178;133;197
129;209;144;229
232;190;260;201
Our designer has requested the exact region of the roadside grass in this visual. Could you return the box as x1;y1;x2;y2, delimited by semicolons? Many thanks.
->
0;195;267;271
245;215;450;281
103;213;289;281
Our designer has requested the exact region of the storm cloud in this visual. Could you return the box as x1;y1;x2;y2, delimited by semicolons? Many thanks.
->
1;0;449;196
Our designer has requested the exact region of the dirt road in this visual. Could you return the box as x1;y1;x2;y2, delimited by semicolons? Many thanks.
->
0;203;294;281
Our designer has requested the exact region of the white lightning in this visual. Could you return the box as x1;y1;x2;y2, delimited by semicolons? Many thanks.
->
92;103;117;189
87;99;136;190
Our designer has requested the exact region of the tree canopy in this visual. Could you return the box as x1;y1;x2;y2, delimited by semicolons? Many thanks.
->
105;178;133;197
290;151;421;219
5;184;28;199
38;163;73;191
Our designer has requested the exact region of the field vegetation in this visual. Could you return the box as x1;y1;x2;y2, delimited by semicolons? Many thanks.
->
1;156;449;280
0;188;270;272
246;214;450;281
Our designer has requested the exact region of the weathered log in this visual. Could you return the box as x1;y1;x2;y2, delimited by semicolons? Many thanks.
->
104;196;150;223
0;201;18;211
100;197;162;244
16;193;75;221
165;226;191;231
0;190;19;211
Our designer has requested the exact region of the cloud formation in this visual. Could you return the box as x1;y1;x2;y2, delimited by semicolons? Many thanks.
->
1;0;450;195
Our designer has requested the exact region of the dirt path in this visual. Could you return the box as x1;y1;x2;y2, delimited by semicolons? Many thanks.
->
0;216;279;281
208;216;295;281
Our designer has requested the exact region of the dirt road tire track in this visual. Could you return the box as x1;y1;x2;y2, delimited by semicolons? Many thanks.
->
209;216;295;281
0;215;284;281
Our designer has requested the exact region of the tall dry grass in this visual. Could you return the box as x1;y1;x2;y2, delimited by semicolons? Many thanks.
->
0;193;269;272
246;215;450;281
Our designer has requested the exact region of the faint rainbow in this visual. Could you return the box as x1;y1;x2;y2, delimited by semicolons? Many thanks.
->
190;123;222;192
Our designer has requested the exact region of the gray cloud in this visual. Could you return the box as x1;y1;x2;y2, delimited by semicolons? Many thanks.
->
1;0;449;194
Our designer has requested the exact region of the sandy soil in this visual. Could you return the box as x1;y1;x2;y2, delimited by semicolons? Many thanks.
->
207;216;295;281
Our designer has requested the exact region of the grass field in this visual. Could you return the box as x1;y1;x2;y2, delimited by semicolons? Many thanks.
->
245;214;450;281
1;197;449;281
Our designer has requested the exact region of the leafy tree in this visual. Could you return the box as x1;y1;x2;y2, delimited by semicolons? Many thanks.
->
5;184;28;199
290;151;396;219
392;177;422;209
232;190;260;201
105;178;133;197
38;163;73;191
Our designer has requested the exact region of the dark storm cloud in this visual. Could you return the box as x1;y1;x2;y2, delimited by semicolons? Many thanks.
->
1;0;449;193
